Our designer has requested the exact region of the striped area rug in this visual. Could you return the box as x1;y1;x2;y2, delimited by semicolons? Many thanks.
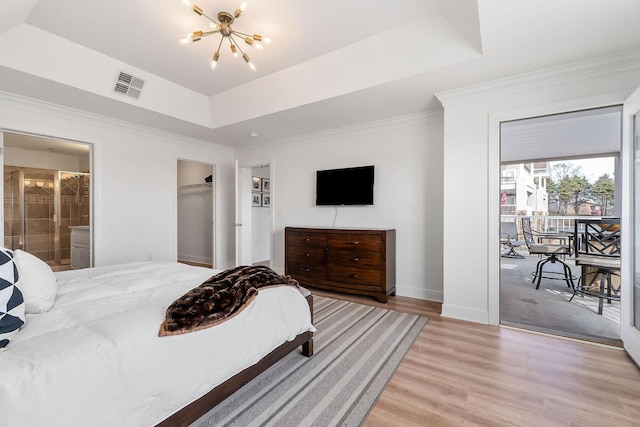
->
192;295;428;427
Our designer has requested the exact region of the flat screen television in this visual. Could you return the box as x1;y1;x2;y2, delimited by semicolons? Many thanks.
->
315;165;374;206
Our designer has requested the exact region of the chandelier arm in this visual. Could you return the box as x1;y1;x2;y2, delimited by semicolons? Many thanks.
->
232;30;252;38
191;4;219;24
201;30;220;37
216;36;224;51
233;30;254;40
228;35;247;55
199;12;219;24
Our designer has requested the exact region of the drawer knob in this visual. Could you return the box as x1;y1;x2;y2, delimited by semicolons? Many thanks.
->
348;257;360;262
347;241;359;245
304;238;310;242
305;253;311;257
300;267;310;272
347;274;359;279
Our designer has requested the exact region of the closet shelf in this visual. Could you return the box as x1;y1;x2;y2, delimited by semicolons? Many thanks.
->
178;183;212;190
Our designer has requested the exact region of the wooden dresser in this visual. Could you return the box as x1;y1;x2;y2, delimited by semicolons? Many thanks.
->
285;227;396;302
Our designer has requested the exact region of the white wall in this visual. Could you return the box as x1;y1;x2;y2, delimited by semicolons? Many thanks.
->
437;52;640;324
236;113;444;301
4;145;82;171
0;91;236;269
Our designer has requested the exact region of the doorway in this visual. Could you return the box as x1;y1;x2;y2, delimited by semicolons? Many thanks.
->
235;162;272;267
1;131;92;271
177;160;215;267
251;165;271;266
499;106;622;345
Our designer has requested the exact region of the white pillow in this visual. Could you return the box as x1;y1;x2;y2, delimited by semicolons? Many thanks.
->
14;249;58;314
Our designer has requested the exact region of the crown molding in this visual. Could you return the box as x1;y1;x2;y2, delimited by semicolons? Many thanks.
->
0;90;234;154
234;110;444;154
436;49;640;107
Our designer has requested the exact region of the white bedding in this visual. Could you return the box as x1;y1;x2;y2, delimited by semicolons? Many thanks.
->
0;261;314;427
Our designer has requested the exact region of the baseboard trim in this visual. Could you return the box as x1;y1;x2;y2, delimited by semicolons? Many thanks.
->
441;303;489;324
396;286;442;303
178;256;213;266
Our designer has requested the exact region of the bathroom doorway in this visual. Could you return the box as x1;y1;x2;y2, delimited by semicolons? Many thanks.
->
2;131;92;271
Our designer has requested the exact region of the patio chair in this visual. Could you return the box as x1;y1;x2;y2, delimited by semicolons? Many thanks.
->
521;217;575;290
500;221;525;259
570;218;621;315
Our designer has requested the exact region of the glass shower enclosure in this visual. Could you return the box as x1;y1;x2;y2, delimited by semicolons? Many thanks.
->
4;166;90;270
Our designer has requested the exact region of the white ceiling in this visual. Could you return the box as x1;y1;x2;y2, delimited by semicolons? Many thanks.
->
3;132;90;157
501;106;623;164
1;0;640;148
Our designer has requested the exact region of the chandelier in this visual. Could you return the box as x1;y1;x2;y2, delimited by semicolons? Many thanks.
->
179;1;270;71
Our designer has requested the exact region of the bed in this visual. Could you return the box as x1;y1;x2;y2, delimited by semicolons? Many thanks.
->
0;259;315;427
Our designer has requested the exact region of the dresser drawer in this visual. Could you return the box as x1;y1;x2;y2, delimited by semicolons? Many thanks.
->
327;249;381;270
286;230;327;248
287;261;327;280
287;246;326;264
328;233;381;252
327;267;381;287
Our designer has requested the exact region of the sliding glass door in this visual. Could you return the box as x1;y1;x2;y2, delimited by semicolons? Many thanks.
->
635;112;640;333
624;86;640;364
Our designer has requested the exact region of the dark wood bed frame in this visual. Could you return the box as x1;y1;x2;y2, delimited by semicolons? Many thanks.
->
156;293;314;427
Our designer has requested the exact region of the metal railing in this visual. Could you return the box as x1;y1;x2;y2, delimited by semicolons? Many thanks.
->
500;215;600;235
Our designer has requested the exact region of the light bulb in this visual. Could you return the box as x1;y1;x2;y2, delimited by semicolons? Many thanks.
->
242;53;256;71
179;36;191;45
262;37;272;44
209;21;219;30
186;31;203;42
211;51;220;70
254;42;263;50
181;0;193;7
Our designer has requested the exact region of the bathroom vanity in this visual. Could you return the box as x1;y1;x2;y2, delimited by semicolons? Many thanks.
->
69;225;90;269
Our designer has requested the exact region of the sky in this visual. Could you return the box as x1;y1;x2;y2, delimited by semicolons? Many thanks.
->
550;157;614;183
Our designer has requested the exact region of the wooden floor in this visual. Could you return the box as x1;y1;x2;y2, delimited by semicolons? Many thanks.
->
309;288;640;427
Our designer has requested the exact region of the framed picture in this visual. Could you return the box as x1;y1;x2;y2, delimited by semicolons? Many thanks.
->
252;192;261;207
261;178;270;192
252;176;261;191
262;194;271;207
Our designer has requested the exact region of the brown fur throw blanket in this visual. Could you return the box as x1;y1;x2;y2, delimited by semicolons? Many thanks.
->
158;265;299;337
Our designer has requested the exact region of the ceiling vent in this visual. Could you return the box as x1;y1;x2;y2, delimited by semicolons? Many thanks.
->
113;71;145;100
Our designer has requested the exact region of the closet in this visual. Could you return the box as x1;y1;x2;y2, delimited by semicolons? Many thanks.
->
177;160;214;266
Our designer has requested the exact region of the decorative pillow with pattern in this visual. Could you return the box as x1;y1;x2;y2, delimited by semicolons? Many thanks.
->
0;248;25;349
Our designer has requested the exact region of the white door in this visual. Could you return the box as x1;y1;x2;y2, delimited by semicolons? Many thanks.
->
622;85;640;365
235;160;253;265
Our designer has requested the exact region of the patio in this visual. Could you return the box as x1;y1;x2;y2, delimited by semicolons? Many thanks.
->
500;251;621;346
